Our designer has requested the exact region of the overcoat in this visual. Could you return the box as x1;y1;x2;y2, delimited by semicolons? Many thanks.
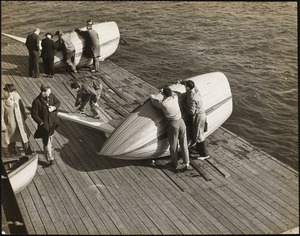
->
25;32;40;52
184;87;206;143
41;37;56;59
1;92;30;145
31;93;61;139
76;28;100;58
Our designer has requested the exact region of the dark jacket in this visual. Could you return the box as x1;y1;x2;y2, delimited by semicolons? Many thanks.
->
76;28;100;58
41;38;56;59
31;93;61;139
25;32;40;52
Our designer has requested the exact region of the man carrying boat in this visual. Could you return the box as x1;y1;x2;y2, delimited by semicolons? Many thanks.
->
55;30;77;73
70;77;103;119
75;19;100;73
150;87;191;172
182;80;210;160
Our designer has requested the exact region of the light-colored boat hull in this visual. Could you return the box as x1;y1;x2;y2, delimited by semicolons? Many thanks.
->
100;72;233;160
7;154;38;193
2;21;120;69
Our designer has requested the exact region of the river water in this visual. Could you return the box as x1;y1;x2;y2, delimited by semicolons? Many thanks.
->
1;1;298;170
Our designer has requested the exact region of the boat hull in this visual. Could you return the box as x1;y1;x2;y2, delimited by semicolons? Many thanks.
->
6;153;38;193
100;72;233;160
2;21;120;69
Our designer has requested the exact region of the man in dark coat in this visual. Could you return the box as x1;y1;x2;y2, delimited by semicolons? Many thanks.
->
31;84;61;165
25;27;41;78
41;33;56;78
75;19;100;73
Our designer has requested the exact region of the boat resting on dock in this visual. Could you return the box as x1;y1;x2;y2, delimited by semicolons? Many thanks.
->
3;153;38;193
100;72;233;159
2;21;120;70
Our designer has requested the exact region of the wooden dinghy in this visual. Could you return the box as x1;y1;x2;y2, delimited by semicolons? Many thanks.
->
3;153;38;193
2;21;120;69
100;72;233;160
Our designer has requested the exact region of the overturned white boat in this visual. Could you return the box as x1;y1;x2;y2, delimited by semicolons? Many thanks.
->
100;72;233;160
2;21;120;69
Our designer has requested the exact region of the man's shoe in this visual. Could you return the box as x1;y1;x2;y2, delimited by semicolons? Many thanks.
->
77;109;85;114
91;69;96;73
189;148;199;155
93;114;101;119
49;160;55;165
197;155;210;160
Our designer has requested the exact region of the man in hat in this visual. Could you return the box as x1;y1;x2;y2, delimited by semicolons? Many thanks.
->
25;27;41;78
75;19;100;73
2;83;32;156
31;84;61;165
41;32;56;78
55;30;77;72
149;87;191;172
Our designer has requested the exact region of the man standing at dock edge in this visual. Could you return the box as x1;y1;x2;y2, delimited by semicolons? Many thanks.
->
25;27;40;78
31;84;61;165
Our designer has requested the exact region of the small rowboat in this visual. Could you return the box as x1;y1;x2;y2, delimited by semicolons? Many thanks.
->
3;153;38;193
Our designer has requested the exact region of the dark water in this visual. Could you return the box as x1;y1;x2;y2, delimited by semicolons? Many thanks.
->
1;1;298;170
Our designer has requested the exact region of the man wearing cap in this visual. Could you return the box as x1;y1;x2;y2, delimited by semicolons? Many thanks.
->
149;87;191;172
75;19;100;73
41;33;56;78
31;84;61;165
2;83;32;156
25;27;41;78
55;30;77;72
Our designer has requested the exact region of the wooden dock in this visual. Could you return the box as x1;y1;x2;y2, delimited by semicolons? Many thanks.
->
1;42;298;234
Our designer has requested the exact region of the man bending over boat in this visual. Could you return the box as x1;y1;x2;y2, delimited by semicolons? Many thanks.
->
70;77;103;119
150;87;191;172
75;19;100;73
55;30;77;73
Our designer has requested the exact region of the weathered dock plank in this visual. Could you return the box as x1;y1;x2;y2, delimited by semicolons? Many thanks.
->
1;42;298;235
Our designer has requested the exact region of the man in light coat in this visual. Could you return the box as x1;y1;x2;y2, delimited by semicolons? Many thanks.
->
183;80;209;160
1;84;32;156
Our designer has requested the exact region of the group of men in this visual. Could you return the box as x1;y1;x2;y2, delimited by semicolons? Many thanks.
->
150;80;210;172
21;20;209;171
25;19;100;78
2;78;208;170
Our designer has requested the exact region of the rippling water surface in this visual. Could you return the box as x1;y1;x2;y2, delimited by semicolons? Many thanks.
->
1;1;298;170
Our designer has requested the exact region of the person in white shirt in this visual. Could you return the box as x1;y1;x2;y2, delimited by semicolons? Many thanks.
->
150;87;191;171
